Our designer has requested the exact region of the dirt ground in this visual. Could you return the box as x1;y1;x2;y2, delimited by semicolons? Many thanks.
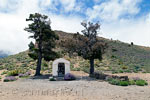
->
0;71;150;100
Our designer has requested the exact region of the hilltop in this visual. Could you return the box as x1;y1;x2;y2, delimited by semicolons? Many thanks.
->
0;30;150;74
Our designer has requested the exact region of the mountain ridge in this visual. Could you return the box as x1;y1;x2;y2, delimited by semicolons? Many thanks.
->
0;30;150;73
0;51;9;58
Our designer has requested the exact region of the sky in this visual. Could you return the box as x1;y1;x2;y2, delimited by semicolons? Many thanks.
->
0;0;150;54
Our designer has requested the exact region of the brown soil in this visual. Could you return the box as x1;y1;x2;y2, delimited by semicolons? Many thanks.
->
0;71;150;100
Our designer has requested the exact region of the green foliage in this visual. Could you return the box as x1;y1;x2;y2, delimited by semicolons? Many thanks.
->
135;80;148;86
119;81;129;86
4;76;17;82
107;77;148;86
49;77;56;81
0;66;4;70
112;48;117;52
119;69;124;73
108;79;130;86
121;65;128;69
1;71;8;75
72;67;81;71
106;40;150;73
82;67;89;73
25;13;59;61
111;55;117;59
60;21;106;75
109;79;120;85
124;69;132;73
129;80;135;85
7;69;24;76
112;70;118;74
42;61;48;67
25;13;59;75
1;30;150;76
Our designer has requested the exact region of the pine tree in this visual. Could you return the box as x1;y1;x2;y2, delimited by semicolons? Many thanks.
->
25;13;59;76
61;21;106;75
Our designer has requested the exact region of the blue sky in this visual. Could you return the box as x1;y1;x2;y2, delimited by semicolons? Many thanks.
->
0;0;150;54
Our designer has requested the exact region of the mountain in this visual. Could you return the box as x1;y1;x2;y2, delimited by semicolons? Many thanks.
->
0;51;9;58
0;30;150;74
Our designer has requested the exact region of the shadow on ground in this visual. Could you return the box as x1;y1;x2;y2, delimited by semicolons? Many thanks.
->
28;74;99;82
30;74;52;79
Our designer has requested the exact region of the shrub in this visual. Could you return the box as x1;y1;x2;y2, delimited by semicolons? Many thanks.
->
136;80;148;86
121;66;128;69
49;77;56;81
0;66;4;70
72;67;81;71
18;72;30;78
129;80;135;85
111;55;117;58
82;67;89;73
1;71;8;75
112;70;118;74
7;69;24;76
119;81;129;86
42;61;48;67
18;73;26;77
119;70;124;73
109;79;120;85
106;76;148;86
124;69;132;73
133;69;138;73
64;73;76;81
4;76;17;82
109;79;129;86
25;71;31;75
105;76;113;81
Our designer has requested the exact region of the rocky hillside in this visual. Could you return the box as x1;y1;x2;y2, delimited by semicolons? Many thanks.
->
0;30;150;74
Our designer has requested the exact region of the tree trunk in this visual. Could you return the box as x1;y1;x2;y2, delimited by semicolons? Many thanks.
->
35;40;42;76
35;51;42;76
90;59;94;75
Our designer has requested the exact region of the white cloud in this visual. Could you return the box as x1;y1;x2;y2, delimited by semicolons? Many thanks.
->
0;0;21;13
0;13;31;54
87;0;142;21
101;13;150;46
49;14;83;33
39;0;59;12
59;0;76;12
0;0;150;55
0;0;83;54
86;0;150;47
58;0;83;12
40;0;52;6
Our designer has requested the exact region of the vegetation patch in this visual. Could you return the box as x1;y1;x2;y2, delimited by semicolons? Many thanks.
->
1;71;8;75
4;76;17;82
64;73;76;81
7;69;24;76
107;77;148;86
18;72;31;78
119;81;129;86
49;77;56;81
135;80;148;86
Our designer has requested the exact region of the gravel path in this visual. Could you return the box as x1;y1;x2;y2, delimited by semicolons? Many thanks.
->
0;77;150;100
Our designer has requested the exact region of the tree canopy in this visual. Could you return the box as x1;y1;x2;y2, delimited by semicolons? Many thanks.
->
25;13;59;76
61;21;107;75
